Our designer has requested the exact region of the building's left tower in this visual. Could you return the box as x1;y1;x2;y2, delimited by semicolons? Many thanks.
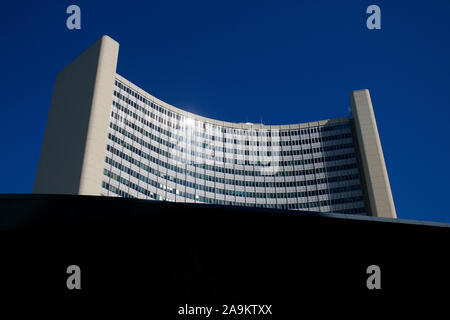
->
34;35;119;195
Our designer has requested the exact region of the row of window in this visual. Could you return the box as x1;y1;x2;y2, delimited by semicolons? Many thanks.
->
111;100;352;149
108;146;360;186
113;103;354;159
102;180;365;215
110;114;355;162
109;124;357;170
107;135;359;183
105;154;360;190
104;159;362;201
102;172;364;209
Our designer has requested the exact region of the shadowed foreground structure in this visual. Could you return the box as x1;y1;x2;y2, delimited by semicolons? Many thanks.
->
0;194;448;313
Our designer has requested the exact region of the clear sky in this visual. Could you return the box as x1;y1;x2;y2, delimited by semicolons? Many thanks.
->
1;0;449;223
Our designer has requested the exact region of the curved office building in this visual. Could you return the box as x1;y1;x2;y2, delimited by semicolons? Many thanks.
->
105;76;364;215
34;35;397;218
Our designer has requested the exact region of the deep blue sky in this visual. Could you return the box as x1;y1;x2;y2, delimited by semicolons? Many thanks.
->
1;1;449;223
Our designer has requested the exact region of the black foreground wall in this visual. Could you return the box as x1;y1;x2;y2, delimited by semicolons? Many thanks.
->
0;194;448;315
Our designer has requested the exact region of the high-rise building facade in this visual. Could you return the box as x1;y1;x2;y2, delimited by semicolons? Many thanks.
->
34;35;397;218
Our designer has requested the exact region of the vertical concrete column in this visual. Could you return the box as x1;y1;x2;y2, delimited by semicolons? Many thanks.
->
350;89;397;218
34;35;119;195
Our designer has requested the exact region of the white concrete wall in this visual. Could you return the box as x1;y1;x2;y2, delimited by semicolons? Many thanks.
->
351;89;397;218
34;35;119;195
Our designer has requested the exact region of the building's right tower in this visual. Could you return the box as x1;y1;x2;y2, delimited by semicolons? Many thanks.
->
351;89;397;218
